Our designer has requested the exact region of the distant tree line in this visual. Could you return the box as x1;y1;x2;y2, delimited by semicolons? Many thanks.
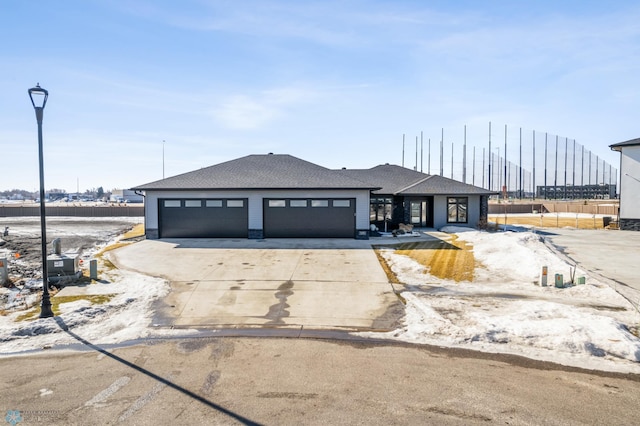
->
0;186;108;201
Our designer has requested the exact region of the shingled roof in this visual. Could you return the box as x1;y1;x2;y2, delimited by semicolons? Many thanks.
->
610;138;640;151
341;164;495;196
132;154;378;190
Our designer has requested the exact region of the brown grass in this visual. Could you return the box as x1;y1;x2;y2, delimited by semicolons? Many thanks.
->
122;223;145;240
380;236;477;282
373;249;401;284
15;294;116;321
489;214;605;229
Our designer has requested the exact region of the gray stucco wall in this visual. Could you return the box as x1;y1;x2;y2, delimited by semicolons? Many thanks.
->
433;195;482;230
619;145;640;221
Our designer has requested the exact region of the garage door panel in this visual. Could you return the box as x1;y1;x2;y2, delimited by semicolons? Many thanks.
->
264;198;355;238
159;199;248;238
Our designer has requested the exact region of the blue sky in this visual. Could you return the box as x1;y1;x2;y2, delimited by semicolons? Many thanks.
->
1;0;638;192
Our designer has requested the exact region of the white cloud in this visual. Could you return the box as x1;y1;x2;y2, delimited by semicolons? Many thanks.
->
211;85;321;129
212;95;280;129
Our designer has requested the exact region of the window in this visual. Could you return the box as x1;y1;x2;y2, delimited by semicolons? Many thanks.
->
227;200;244;208
185;200;201;208
268;200;286;207
290;200;307;207
311;200;329;207
206;200;223;207
164;200;181;207
333;200;350;207
369;197;393;221
447;197;468;223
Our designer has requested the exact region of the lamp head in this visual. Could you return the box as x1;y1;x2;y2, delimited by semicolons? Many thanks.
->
28;83;48;110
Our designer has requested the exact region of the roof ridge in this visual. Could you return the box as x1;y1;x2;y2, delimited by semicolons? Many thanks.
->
395;174;434;194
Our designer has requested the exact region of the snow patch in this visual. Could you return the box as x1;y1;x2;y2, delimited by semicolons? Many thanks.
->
368;230;640;373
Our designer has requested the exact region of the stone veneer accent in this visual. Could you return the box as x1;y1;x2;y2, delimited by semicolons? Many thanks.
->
248;229;264;239
480;195;489;223
355;229;370;240
620;218;640;231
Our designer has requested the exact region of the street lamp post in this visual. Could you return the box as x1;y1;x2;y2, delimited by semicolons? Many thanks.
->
28;83;53;318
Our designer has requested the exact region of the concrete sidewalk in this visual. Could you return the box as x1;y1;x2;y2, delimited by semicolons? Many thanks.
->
544;228;640;304
108;238;409;331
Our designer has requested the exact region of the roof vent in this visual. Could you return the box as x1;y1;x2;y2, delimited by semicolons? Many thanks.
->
268;152;273;155
385;163;389;165
342;167;346;170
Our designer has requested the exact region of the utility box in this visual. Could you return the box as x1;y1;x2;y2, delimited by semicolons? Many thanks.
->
47;252;82;284
0;258;7;285
554;273;564;288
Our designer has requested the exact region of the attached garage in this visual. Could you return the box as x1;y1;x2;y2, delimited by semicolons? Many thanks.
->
159;198;248;238
133;154;378;240
263;198;355;238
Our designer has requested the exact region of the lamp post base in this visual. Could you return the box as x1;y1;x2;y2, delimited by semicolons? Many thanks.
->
39;290;54;318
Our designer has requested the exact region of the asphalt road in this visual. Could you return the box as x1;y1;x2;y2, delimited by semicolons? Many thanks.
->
2;335;639;425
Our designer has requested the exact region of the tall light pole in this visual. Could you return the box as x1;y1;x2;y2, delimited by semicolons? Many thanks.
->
28;83;53;318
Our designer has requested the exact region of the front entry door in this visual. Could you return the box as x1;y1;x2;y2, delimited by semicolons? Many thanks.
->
410;200;428;227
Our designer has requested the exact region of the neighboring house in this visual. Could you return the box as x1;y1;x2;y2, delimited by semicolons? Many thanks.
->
610;138;640;230
131;153;495;239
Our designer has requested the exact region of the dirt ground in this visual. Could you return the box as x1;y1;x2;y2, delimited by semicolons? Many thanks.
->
0;217;142;291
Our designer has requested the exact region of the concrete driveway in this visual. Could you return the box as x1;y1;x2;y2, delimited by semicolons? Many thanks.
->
544;228;640;304
109;238;403;331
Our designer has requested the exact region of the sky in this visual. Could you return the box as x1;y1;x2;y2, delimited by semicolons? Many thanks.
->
1;0;639;192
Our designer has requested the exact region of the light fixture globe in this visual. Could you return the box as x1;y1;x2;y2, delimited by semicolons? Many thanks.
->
28;83;48;110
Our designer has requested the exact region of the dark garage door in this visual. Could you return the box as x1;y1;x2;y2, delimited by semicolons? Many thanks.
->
264;198;355;238
159;198;248;238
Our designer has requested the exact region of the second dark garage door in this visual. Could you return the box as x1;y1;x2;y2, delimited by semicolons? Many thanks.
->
159;198;248;238
263;198;355;238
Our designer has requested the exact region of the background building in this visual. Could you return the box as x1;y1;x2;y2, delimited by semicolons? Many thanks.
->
610;138;640;230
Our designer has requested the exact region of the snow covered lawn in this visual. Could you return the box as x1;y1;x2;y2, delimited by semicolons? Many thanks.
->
369;228;640;373
0;268;169;353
